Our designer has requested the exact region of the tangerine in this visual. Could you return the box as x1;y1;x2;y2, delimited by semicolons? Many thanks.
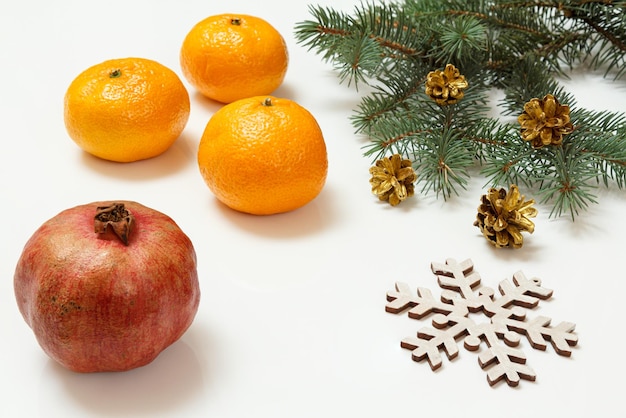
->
180;14;289;103
197;96;328;215
64;57;190;163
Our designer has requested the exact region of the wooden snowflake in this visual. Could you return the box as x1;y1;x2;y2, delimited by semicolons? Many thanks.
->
386;258;578;387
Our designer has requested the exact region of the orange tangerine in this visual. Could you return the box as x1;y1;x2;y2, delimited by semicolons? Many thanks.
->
197;96;328;215
64;57;190;163
180;14;289;103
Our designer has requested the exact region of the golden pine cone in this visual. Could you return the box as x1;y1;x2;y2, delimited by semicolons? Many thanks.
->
474;185;537;249
518;94;574;148
369;154;417;206
425;64;469;105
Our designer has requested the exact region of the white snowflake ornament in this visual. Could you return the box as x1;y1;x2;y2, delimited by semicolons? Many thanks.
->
386;258;578;387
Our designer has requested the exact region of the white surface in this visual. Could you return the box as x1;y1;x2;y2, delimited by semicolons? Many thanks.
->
1;1;624;417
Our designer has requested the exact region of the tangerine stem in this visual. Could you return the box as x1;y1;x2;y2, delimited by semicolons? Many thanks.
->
231;18;241;26
109;69;122;78
263;97;273;106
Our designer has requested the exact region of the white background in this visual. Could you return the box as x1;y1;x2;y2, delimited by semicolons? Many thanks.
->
1;1;624;417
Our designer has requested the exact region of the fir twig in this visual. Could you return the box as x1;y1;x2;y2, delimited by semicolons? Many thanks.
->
295;0;626;219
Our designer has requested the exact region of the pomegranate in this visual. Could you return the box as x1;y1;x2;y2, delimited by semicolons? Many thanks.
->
14;201;200;373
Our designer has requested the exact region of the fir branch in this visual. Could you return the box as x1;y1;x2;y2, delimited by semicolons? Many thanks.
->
295;2;431;86
532;142;602;220
295;0;626;219
414;128;473;198
351;66;427;134
354;1;425;58
336;31;387;86
560;2;626;77
294;5;354;61
573;109;626;187
361;115;428;161
497;55;578;115
358;81;492;196
477;121;535;186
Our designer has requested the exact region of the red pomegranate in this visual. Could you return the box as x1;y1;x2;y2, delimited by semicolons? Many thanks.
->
14;201;200;373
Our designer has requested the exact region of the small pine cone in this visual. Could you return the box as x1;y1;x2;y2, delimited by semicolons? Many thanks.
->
474;185;537;249
369;154;417;206
518;94;574;148
425;64;469;105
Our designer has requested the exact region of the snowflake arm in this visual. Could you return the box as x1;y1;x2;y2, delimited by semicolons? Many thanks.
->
386;283;462;318
465;322;536;387
500;316;578;356
431;258;481;302
480;271;553;317
401;314;474;370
